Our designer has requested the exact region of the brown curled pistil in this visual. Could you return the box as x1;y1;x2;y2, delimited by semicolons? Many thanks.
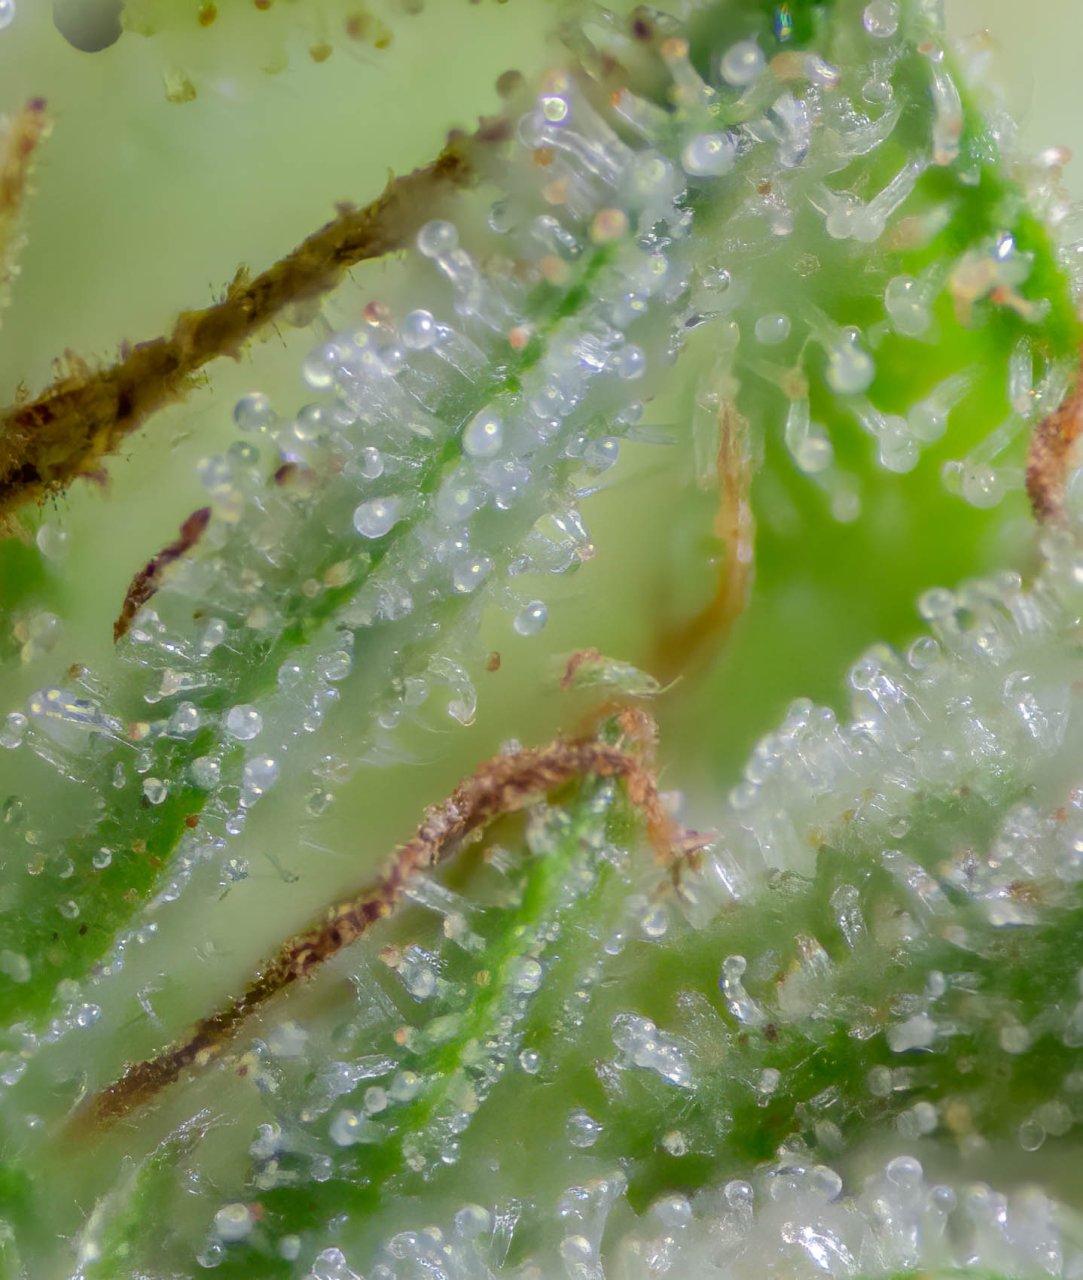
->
0;126;495;521
113;506;211;642
74;723;694;1131
1026;347;1083;524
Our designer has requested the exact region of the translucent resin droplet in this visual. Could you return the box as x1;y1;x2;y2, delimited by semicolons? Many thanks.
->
513;601;548;636
719;40;764;87
353;497;401;540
